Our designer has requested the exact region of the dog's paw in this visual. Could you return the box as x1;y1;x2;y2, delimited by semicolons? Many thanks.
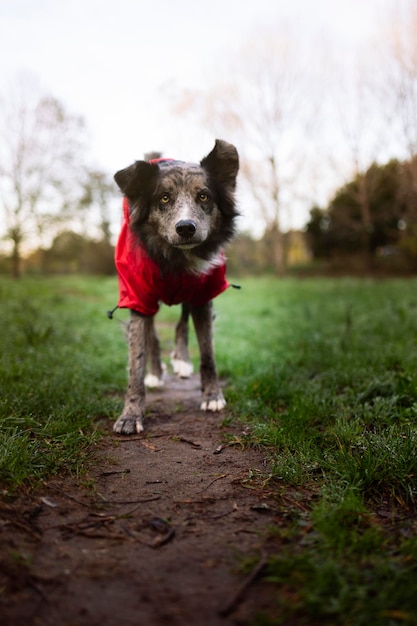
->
171;355;194;378
145;373;164;388
200;394;226;412
113;414;144;435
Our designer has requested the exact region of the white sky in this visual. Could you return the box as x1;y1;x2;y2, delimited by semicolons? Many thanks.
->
0;0;401;232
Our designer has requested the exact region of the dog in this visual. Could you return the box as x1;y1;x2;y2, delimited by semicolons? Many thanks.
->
112;139;239;435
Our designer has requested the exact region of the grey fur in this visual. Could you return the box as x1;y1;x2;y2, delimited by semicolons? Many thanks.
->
113;140;239;435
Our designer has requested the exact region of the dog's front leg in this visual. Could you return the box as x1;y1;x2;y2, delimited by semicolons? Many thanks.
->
171;303;194;378
113;310;148;435
144;316;165;388
191;301;226;412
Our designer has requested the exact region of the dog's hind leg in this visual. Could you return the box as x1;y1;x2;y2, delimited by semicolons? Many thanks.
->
144;317;165;388
191;301;226;412
113;311;149;435
171;303;194;378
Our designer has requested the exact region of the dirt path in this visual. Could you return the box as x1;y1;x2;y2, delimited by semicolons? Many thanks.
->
1;375;278;626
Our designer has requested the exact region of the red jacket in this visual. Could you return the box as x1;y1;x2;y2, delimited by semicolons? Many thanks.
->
115;198;230;316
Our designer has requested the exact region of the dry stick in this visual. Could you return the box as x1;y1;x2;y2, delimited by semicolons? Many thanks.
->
115;433;168;442
48;487;160;508
28;579;49;604
100;495;161;505
48;487;92;507
209;504;238;520
149;528;175;549
178;436;202;449
4;518;42;540
43;497;161;532
202;473;228;492
218;551;268;617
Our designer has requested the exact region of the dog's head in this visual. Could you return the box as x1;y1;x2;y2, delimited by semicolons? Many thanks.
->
114;139;239;272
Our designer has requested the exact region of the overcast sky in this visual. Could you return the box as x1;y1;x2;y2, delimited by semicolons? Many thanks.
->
0;0;396;162
0;0;402;232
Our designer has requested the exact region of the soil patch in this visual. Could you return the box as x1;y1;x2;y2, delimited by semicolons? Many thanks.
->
0;375;279;626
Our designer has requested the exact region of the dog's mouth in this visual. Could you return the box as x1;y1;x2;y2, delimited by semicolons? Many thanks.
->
175;241;200;250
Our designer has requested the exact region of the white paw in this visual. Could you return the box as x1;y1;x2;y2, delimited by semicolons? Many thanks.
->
145;373;164;388
171;356;194;378
200;397;227;412
113;415;144;435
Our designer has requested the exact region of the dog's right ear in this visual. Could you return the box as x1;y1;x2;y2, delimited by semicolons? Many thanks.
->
114;161;158;197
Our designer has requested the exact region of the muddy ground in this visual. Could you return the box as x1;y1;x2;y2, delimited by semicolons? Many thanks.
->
0;375;286;626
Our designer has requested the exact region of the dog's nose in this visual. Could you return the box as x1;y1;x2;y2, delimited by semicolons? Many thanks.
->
176;220;197;238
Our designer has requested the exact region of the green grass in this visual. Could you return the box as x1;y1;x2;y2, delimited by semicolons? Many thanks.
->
2;275;417;623
213;277;417;625
0;276;128;487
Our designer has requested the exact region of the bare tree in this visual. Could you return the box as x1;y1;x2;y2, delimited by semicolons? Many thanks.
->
0;74;87;277
78;169;117;245
386;1;417;158
172;33;315;275
385;0;417;234
327;57;390;268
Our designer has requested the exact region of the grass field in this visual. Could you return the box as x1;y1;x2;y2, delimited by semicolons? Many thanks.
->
1;275;417;624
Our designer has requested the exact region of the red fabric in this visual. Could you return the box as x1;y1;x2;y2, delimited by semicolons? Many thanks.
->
115;198;230;315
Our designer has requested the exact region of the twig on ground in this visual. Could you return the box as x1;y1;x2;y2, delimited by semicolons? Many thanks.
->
173;496;216;505
209;503;238;519
202;474;228;492
149;527;175;548
101;495;162;505
28;578;49;604
2;518;42;540
140;440;161;452
177;436;202;449
125;518;176;548
115;433;168;442
48;487;92;507
44;496;161;533
218;551;268;617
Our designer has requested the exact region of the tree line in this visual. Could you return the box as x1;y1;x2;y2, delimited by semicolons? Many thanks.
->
1;2;417;277
2;153;417;277
306;157;417;273
0;74;117;278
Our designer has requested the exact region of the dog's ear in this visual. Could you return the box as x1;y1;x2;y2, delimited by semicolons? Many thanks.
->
114;161;158;197
200;139;239;187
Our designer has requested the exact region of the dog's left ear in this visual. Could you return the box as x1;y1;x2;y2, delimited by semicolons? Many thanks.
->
114;161;158;197
200;139;239;187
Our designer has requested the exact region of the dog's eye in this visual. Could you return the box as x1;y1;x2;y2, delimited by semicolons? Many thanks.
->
159;194;170;205
198;192;209;202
